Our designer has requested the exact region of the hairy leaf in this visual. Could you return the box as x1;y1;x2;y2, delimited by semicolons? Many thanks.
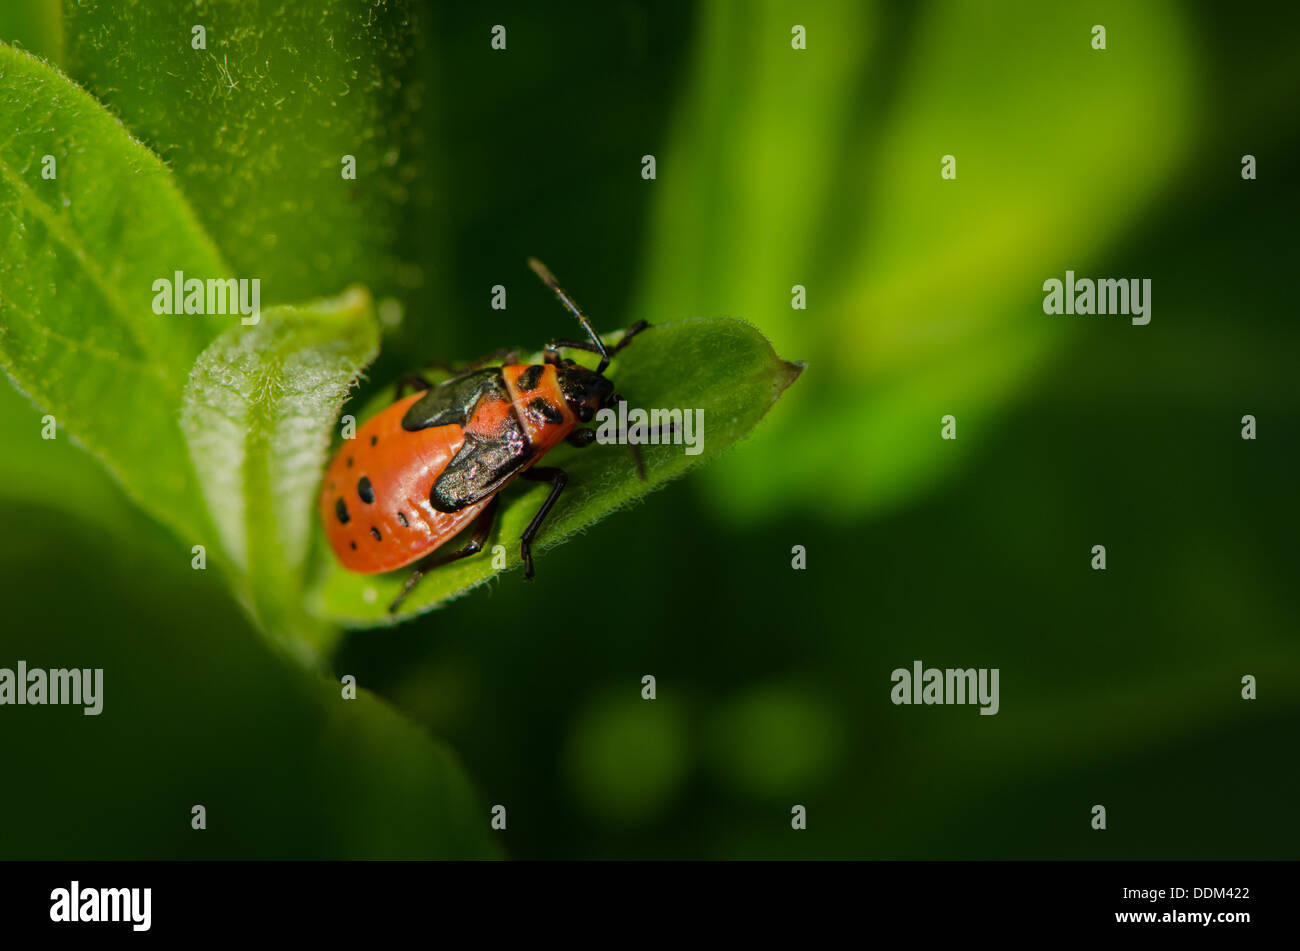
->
63;0;427;306
181;288;379;645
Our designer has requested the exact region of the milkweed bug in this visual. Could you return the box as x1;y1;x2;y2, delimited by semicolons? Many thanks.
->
319;258;664;613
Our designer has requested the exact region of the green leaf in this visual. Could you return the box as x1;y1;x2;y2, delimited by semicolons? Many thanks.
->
180;288;379;650
0;42;232;546
307;317;803;627
63;0;427;306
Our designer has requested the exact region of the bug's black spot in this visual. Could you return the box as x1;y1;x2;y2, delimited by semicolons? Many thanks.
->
346;456;353;468
397;512;409;527
357;476;375;504
530;397;564;426
517;364;544;391
370;526;382;541
350;541;357;550
335;498;350;524
370;435;378;446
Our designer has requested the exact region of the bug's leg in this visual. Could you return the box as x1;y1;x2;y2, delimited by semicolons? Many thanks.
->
546;321;649;365
519;466;567;580
609;320;649;355
389;566;424;615
545;338;602;355
566;421;676;478
395;373;433;400
388;496;500;613
622;423;677;481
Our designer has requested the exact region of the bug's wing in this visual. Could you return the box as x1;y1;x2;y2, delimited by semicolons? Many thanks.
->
430;422;530;512
401;368;504;431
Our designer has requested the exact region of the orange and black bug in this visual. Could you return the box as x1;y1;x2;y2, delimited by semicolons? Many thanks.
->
319;258;656;613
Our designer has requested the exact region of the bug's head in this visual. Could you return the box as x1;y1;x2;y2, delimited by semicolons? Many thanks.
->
553;359;614;423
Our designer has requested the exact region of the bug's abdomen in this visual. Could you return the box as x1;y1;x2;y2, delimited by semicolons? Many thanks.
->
320;393;490;574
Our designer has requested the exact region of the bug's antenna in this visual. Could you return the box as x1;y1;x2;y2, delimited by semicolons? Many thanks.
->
528;257;610;372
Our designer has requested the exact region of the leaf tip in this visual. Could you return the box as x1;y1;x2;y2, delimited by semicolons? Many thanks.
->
780;359;807;389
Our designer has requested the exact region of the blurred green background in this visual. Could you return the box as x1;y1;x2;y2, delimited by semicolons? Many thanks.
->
1;0;1297;858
